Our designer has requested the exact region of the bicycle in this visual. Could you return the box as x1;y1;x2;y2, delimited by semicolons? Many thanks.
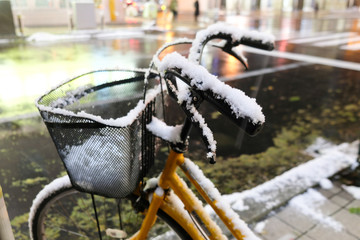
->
28;22;274;240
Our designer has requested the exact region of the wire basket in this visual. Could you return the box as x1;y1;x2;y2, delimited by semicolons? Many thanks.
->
37;69;160;198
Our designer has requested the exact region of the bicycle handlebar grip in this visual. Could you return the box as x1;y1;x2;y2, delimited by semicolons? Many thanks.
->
189;23;275;63
236;37;275;51
202;89;263;136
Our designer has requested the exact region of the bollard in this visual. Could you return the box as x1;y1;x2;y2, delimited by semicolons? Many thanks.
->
101;13;105;30
69;14;74;31
17;14;23;36
0;185;15;240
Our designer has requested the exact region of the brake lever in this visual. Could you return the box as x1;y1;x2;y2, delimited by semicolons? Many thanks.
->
211;40;249;70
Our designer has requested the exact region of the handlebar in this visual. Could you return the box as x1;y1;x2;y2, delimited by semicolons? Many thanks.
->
188;22;275;64
148;23;274;75
147;23;274;163
158;51;267;162
160;50;265;130
166;69;263;136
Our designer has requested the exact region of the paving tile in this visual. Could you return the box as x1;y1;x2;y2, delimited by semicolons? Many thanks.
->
346;199;360;210
333;209;360;238
317;188;334;198
306;224;357;240
258;216;301;240
296;235;314;240
276;206;316;233
337;190;356;202
332;181;343;189
317;184;342;198
277;233;298;240
330;194;351;207
318;199;341;215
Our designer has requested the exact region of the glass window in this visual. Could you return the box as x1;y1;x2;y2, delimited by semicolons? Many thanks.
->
59;0;68;8
35;0;49;7
11;0;28;8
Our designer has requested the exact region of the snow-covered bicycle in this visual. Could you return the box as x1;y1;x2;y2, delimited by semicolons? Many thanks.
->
29;23;274;240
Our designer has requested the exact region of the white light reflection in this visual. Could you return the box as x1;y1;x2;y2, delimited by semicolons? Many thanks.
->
24;73;50;98
0;67;23;101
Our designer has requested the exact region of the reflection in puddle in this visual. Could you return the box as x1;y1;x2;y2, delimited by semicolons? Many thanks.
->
0;37;164;119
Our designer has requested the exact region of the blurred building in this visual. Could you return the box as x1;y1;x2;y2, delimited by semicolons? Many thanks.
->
224;0;355;14
7;0;358;28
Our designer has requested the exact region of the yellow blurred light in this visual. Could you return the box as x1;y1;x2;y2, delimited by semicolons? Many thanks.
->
161;5;166;11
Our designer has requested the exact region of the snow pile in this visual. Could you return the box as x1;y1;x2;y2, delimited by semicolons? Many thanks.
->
0;39;11;44
342;185;360;199
224;139;359;213
95;30;144;39
198;138;358;236
319;178;333;189
27;32;90;42
253;220;267;234
289;189;343;231
305;137;336;157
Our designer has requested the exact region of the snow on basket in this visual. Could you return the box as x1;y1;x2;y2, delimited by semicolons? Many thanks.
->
36;69;161;198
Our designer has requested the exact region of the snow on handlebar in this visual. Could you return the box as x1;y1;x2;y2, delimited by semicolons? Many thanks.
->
158;52;265;126
188;22;275;63
146;23;274;163
156;52;265;163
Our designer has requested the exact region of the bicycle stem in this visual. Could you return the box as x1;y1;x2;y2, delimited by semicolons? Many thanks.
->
163;71;217;163
171;118;192;153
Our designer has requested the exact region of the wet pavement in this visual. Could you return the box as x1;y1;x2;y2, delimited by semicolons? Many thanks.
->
1;9;360;239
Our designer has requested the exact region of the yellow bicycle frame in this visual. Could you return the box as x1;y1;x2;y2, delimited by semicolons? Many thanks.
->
129;149;247;240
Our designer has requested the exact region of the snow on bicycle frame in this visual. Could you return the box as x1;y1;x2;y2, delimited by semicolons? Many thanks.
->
36;69;161;198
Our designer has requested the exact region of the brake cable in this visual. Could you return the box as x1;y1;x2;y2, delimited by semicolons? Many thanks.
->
164;72;216;164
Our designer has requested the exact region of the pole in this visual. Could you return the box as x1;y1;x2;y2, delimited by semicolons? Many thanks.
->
0;185;15;240
17;14;23;36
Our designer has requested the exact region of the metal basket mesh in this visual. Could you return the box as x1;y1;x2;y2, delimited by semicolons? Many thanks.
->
37;70;158;198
